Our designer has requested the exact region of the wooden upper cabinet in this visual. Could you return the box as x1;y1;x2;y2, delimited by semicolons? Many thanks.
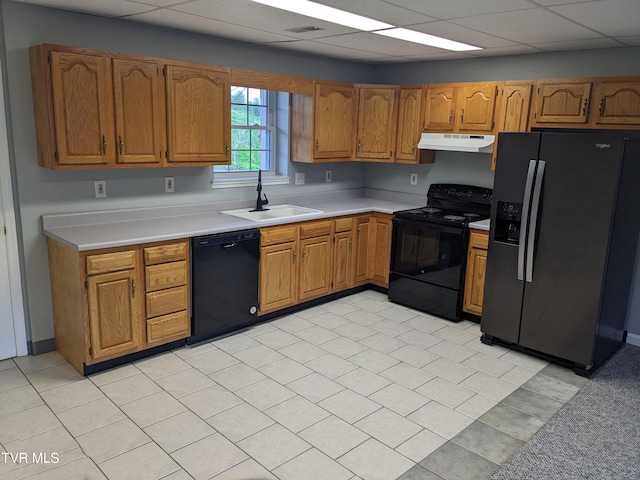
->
532;80;592;124
165;64;231;165
355;85;398;161
313;82;355;160
495;83;533;133
424;83;497;133
396;86;424;163
457;83;498;132
424;86;456;131
113;59;164;165
50;51;115;166
592;80;640;126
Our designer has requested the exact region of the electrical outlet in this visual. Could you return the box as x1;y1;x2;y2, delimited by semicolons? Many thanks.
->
325;170;332;182
94;180;106;198
165;176;174;193
295;172;305;185
410;173;418;185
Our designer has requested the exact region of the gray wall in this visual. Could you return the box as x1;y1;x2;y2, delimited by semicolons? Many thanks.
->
1;0;372;344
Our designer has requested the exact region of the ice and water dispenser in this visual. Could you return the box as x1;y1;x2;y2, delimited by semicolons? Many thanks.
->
494;201;522;244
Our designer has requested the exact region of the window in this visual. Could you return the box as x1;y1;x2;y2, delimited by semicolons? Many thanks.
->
214;86;275;176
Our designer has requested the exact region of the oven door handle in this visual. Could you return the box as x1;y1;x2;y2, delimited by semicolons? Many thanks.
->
392;217;464;236
518;160;537;281
526;160;545;283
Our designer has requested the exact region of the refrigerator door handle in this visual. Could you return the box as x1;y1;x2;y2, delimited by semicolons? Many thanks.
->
518;160;537;281
526;160;546;283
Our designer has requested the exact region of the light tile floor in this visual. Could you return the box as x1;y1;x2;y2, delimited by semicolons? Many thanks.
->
0;289;588;480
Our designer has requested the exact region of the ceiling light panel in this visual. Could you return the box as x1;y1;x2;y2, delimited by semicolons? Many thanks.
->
374;28;482;51
251;0;393;31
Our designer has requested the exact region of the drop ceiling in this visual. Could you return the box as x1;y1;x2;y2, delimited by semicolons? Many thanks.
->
11;0;640;64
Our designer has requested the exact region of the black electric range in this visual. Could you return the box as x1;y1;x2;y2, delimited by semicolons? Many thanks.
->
388;183;492;321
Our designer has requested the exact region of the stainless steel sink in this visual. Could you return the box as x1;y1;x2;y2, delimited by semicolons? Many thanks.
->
221;204;323;222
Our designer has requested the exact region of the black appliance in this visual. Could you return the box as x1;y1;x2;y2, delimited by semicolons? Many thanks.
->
189;229;260;344
481;131;640;375
389;183;493;320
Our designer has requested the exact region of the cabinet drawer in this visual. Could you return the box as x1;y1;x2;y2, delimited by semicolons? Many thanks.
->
145;261;188;292
147;310;189;347
334;217;354;233
86;250;136;275
144;240;188;265
146;286;189;318
261;226;297;246
300;220;332;239
469;231;489;249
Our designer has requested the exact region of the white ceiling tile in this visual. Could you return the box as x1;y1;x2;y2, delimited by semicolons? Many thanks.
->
383;0;534;20
128;8;297;43
549;0;640;37
467;45;545;56
169;0;359;39
405;51;476;61
265;39;396;61
11;0;155;16
407;21;519;48
315;32;445;56
314;0;437;26
451;8;604;44
533;37;625;52
530;0;599;5
129;0;193;7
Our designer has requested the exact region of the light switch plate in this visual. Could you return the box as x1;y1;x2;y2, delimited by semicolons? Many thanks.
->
325;170;332;182
165;176;174;193
410;173;418;185
295;172;305;185
94;180;106;198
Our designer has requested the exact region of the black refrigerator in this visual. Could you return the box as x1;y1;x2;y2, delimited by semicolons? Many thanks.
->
481;131;640;375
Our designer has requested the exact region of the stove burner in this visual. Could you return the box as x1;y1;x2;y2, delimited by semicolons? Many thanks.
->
423;208;442;214
463;213;481;218
444;215;466;222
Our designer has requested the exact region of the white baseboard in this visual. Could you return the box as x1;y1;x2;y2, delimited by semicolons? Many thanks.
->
626;333;640;347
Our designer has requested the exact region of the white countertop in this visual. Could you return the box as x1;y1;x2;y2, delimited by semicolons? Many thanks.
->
43;196;422;251
468;218;490;231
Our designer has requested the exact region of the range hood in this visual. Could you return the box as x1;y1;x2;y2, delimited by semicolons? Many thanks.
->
418;133;495;153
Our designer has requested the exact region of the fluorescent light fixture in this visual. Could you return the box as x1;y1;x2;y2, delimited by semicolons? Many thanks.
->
374;28;482;52
251;0;393;31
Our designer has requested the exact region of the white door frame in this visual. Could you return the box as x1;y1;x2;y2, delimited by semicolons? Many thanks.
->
0;60;27;357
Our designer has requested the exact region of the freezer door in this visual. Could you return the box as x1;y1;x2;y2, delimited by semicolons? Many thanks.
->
518;133;624;366
482;132;541;344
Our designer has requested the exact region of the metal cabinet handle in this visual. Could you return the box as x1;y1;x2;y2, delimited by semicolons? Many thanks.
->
131;279;135;298
315;139;319;152
118;136;124;155
302;247;306;261
349;238;352;251
357;139;361;152
460;108;465;124
448;110;453;124
598;98;605;117
582;97;588;117
411;142;416;154
102;135;107;155
226;143;230;156
293;248;296;264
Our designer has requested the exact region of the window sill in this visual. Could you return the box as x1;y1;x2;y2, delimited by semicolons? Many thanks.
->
211;176;291;189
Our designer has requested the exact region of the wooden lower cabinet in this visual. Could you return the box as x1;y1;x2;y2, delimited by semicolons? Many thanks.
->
299;234;333;302
259;241;298;314
353;215;373;285
47;238;190;373
370;214;392;287
463;230;489;316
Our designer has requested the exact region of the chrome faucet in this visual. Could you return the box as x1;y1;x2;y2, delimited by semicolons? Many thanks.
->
251;169;269;212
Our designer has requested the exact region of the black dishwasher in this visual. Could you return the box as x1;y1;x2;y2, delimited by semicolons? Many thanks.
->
189;229;260;344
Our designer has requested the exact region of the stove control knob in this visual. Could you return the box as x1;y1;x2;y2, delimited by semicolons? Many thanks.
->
466;190;472;197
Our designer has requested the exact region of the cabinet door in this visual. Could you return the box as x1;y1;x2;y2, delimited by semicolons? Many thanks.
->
424;86;456;131
314;82;355;160
353;216;372;285
533;81;591;124
259;242;298;314
333;230;353;292
593;81;640;125
166;64;230;164
50;51;114;166
496;83;532;133
395;87;423;163
299;235;332;301
113;59;163;165
356;86;397;161
370;216;392;287
458;83;498;132
463;246;487;316
87;269;140;361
